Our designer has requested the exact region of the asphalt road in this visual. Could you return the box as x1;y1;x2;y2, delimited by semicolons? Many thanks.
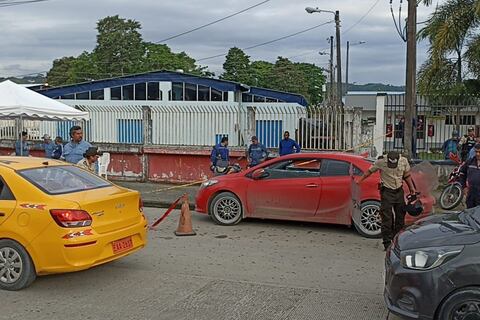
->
2;208;401;320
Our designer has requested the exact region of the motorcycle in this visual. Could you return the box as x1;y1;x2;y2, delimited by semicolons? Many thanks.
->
439;153;465;210
211;163;242;176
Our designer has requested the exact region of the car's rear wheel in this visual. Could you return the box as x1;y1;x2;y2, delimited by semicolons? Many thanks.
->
436;287;480;320
209;192;243;225
0;239;36;291
353;201;382;238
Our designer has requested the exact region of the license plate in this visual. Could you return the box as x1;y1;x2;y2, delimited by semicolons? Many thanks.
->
112;237;133;254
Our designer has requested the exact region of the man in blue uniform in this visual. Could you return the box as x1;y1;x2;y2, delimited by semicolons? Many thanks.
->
62;126;92;164
15;131;29;156
42;134;55;158
459;143;480;209
210;137;230;174
247;136;268;168
279;131;300;156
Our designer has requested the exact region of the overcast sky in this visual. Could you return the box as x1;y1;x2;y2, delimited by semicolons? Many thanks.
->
0;0;440;85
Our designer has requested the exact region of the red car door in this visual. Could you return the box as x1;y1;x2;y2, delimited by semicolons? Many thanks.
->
316;159;355;225
246;158;322;219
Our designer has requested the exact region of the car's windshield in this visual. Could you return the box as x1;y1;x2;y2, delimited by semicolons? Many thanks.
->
18;165;111;195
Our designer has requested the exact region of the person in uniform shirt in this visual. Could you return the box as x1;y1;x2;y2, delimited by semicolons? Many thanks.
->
77;147;101;174
247;136;268;168
42;134;55;158
357;151;417;250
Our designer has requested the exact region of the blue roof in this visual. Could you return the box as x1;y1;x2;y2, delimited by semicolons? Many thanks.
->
36;70;307;106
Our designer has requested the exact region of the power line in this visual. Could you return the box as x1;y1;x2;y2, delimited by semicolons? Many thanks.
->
155;0;271;43
197;20;333;62
342;0;381;35
0;0;49;7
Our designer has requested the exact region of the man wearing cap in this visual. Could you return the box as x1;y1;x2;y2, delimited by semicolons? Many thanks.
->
77;147;101;174
357;151;417;250
247;136;268;168
459;126;476;162
42;134;55;158
459;143;480;209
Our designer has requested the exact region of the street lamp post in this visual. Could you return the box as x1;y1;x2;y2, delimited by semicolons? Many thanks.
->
345;41;366;95
306;7;342;106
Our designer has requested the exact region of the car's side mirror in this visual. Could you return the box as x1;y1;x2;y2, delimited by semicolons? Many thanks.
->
252;169;269;180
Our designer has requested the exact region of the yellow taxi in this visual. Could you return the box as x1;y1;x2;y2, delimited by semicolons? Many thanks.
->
0;157;147;290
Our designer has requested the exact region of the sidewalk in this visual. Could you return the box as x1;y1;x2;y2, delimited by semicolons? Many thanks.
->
116;181;200;209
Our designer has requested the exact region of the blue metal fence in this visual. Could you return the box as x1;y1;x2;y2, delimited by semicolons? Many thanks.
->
256;120;283;148
117;119;143;144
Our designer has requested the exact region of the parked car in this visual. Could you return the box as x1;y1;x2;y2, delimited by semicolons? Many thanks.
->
195;153;435;238
0;157;147;290
384;208;480;320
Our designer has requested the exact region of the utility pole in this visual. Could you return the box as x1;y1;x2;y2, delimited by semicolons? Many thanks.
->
329;36;334;105
335;11;342;106
404;0;417;158
346;41;350;95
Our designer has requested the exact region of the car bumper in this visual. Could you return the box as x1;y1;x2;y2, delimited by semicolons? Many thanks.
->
30;216;148;275
384;247;452;320
195;189;209;214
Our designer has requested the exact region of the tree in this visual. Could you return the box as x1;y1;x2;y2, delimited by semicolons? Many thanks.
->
249;60;273;87
93;15;145;77
294;62;326;105
266;57;309;99
418;0;480;94
220;47;252;84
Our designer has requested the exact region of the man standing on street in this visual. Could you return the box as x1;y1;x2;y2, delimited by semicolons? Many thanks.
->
210;136;230;174
62;126;92;164
15;131;29;156
279;131;300;156
42;134;55;158
357;151;417;250
459;143;480;209
247;136;268;168
459;126;476;162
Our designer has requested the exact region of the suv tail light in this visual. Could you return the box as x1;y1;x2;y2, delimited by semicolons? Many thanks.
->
139;198;144;212
50;209;92;228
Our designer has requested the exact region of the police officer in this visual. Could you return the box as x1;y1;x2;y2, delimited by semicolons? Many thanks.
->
459;143;480;208
459;126;476;162
210;137;230;174
357;151;417;250
246;136;268;168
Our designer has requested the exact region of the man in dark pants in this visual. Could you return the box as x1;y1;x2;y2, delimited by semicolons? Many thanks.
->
459;143;480;208
357;151;417;250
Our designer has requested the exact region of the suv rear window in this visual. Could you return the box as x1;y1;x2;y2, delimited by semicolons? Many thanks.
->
18;165;111;195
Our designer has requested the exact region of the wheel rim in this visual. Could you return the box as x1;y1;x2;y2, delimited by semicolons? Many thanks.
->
441;185;462;208
214;196;241;224
0;247;23;284
451;300;480;320
359;204;381;236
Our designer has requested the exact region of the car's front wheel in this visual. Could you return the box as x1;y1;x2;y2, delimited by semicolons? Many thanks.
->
0;239;36;291
209;192;243;225
353;201;382;238
436;287;480;320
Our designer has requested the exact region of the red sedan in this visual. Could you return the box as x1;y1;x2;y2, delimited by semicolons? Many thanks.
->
195;153;435;238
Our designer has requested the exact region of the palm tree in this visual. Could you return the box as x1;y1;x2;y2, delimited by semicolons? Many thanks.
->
417;0;480;93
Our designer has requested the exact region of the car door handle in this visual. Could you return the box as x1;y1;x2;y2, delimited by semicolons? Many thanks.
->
305;183;318;188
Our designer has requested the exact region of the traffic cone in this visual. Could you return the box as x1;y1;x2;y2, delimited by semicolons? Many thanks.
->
174;195;196;236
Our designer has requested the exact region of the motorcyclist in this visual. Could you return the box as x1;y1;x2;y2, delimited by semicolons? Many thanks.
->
210;137;230;175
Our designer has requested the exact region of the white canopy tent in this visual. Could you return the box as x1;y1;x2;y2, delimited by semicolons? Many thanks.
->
0;80;89;155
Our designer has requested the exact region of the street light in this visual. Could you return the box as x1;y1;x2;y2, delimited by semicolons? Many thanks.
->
345;41;366;95
306;6;342;106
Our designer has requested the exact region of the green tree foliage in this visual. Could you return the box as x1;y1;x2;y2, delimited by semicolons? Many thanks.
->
418;0;480;94
294;62;325;105
266;57;309;99
249;60;273;87
47;16;208;86
220;47;253;84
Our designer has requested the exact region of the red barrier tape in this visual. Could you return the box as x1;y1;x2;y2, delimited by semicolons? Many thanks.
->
149;194;185;230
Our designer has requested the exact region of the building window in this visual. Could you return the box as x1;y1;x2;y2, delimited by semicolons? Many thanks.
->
446;115;476;125
147;82;160;100
211;88;223;101
254;95;266;103
111;87;121;100
122;85;134;100
198;85;210;101
75;91;89;100
242;93;253;102
91;89;104;100
184;83;197;101
135;83;147;100
171;82;184;101
117;119;143;144
266;97;277;103
223;92;228;101
61;94;74;99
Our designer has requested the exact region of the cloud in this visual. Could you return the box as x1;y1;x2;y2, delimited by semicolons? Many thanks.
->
0;0;440;84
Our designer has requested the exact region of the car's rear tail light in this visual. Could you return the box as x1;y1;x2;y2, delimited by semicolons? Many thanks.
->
50;209;92;228
139;198;144;212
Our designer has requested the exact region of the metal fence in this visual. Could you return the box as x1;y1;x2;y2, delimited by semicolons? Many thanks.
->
0;101;364;152
384;94;480;160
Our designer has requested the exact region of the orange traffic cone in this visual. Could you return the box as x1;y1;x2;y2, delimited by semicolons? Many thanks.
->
174;195;196;236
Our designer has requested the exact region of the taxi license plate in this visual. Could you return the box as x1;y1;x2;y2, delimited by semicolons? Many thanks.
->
112;237;133;254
